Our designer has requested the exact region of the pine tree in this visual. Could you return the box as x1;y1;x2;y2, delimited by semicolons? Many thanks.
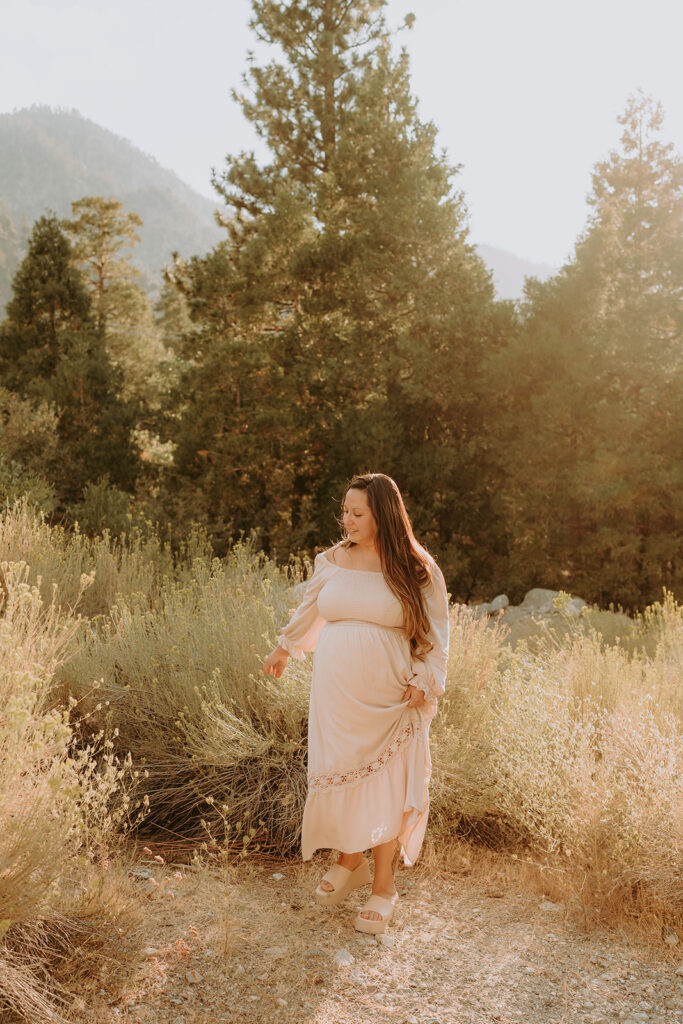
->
63;196;166;406
489;93;683;607
0;213;91;396
170;0;503;578
0;214;139;505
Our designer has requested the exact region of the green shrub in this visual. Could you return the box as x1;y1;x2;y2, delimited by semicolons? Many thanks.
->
62;540;312;853
430;594;683;923
72;476;134;539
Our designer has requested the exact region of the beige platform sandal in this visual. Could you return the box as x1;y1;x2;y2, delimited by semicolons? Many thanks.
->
353;892;399;934
314;857;372;906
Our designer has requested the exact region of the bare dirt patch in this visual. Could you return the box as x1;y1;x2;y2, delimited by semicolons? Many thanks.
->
81;846;682;1024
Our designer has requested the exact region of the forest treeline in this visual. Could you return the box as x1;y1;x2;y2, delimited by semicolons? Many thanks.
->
0;0;681;611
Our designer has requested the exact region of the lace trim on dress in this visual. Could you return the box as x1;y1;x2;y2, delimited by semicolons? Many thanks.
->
409;675;432;699
308;719;415;792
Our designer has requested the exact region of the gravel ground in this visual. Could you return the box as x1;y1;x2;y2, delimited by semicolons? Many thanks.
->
83;850;682;1024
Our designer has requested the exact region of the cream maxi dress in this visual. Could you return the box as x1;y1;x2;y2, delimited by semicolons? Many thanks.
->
277;545;450;866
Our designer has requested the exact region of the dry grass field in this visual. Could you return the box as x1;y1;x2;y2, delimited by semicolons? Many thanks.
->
0;501;681;1023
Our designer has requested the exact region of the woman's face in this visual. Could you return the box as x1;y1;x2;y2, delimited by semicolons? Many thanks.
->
342;487;378;547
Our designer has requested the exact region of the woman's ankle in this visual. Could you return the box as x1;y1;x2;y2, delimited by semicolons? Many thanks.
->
338;851;363;867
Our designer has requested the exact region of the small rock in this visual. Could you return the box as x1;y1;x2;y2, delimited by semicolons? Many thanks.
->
141;947;159;957
265;946;285;959
172;1018;186;1024
333;948;355;966
675;961;683;976
489;594;509;612
276;998;287;1007
234;963;245;974
355;935;376;945
248;995;259;1001
271;872;285;880
404;1017;418;1024
185;969;201;984
540;899;560;911
129;868;153;880
377;934;395;947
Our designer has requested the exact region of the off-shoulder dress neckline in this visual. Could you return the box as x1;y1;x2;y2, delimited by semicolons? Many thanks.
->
323;552;384;575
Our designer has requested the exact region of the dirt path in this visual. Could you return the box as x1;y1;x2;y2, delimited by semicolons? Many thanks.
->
87;850;682;1024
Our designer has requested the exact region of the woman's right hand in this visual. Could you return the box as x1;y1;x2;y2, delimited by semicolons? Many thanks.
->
262;645;289;679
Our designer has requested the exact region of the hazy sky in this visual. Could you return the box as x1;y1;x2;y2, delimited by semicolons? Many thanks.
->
3;0;682;266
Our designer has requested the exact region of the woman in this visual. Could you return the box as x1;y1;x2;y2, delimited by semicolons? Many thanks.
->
262;473;449;934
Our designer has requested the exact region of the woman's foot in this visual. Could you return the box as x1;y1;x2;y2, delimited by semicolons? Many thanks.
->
354;889;400;933
319;852;365;892
360;884;397;920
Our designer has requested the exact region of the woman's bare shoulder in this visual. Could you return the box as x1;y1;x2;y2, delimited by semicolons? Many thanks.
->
321;542;343;566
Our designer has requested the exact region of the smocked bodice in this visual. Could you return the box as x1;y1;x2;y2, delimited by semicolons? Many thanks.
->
316;562;404;628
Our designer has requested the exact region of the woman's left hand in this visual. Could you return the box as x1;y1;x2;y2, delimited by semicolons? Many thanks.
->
402;683;426;709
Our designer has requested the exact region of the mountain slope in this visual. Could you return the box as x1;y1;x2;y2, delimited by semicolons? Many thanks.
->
475;243;558;300
0;106;559;315
0;105;224;304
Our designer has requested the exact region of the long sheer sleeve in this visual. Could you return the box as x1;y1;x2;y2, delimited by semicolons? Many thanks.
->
277;552;332;660
408;560;450;701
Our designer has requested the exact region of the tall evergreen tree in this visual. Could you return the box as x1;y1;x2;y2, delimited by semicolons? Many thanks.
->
63;196;166;407
0;214;139;505
169;0;505;582
489;93;682;607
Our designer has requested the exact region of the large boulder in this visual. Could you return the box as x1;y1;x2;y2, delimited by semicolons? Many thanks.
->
520;588;587;617
563;596;587;617
471;593;510;617
520;588;563;616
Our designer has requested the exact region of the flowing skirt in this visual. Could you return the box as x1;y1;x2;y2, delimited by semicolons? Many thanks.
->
301;618;435;865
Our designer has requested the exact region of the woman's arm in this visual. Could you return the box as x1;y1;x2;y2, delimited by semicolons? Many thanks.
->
275;551;331;661
407;561;450;701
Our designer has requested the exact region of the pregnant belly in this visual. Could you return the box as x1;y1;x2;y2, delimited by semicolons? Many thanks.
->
311;620;412;737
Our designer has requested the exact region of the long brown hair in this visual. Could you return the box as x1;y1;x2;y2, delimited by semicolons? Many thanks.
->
339;473;433;657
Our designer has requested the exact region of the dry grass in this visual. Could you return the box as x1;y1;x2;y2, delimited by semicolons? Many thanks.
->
431;595;683;931
0;559;145;1022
